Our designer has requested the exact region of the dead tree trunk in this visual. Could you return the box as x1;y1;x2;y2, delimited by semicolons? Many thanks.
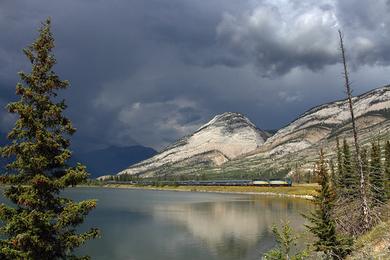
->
338;30;371;232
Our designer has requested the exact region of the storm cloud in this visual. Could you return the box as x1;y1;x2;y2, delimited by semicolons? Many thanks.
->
0;0;389;151
216;0;390;76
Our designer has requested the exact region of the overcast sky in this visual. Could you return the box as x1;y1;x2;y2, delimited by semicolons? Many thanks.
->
0;0;390;151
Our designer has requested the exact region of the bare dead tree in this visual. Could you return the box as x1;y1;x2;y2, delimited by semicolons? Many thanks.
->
338;30;372;232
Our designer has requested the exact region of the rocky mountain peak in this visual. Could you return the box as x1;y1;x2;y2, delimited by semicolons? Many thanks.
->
196;112;263;136
100;86;390;180
111;112;269;178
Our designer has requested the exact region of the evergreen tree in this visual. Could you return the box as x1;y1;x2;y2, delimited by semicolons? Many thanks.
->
385;141;390;200
336;138;343;175
369;141;386;206
360;147;369;195
336;137;343;191
329;159;337;191
263;222;307;260
340;139;357;197
305;150;352;259
0;19;99;259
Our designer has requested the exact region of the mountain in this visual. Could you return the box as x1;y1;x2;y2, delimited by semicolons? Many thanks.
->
112;112;270;178
107;85;390;180
74;145;157;178
0;129;156;178
208;85;390;179
262;86;390;157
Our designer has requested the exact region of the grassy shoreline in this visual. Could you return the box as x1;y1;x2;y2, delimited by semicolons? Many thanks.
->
101;183;319;199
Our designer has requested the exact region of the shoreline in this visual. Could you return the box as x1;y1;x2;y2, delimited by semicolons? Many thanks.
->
1;183;317;200
101;184;317;200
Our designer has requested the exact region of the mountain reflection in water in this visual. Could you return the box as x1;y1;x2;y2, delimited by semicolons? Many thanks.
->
153;196;311;259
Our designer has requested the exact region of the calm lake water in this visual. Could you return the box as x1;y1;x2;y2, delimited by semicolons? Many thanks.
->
0;188;312;260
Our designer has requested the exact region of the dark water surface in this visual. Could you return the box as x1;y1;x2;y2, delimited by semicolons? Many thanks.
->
1;187;312;260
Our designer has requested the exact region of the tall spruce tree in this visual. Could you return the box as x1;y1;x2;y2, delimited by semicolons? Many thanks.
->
369;141;386;206
385;140;390;200
305;150;352;259
340;139;356;197
329;159;337;191
360;148;369;195
336;137;343;191
0;19;99;259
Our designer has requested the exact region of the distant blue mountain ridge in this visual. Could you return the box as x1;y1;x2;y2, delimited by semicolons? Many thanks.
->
0;131;157;178
72;145;157;178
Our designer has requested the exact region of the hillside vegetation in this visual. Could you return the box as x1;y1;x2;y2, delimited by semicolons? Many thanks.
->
347;204;390;259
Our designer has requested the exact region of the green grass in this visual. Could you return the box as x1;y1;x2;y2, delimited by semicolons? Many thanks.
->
104;183;319;197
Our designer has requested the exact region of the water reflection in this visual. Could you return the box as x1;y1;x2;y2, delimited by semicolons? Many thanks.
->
0;188;312;260
153;197;311;259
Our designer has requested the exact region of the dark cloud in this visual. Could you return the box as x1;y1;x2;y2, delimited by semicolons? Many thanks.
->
334;0;390;67
216;0;390;76
0;0;389;150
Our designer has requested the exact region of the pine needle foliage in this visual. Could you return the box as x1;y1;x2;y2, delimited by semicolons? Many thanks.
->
360;148;370;196
305;150;352;259
336;137;343;184
335;137;344;196
262;222;307;260
385;141;390;200
369;141;386;206
340;139;357;198
329;159;337;191
0;19;99;259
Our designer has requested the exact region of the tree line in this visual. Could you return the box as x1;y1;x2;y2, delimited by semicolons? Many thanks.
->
263;30;389;259
307;137;389;259
264;140;390;259
335;138;390;208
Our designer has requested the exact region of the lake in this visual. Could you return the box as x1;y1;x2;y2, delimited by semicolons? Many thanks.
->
1;187;312;260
